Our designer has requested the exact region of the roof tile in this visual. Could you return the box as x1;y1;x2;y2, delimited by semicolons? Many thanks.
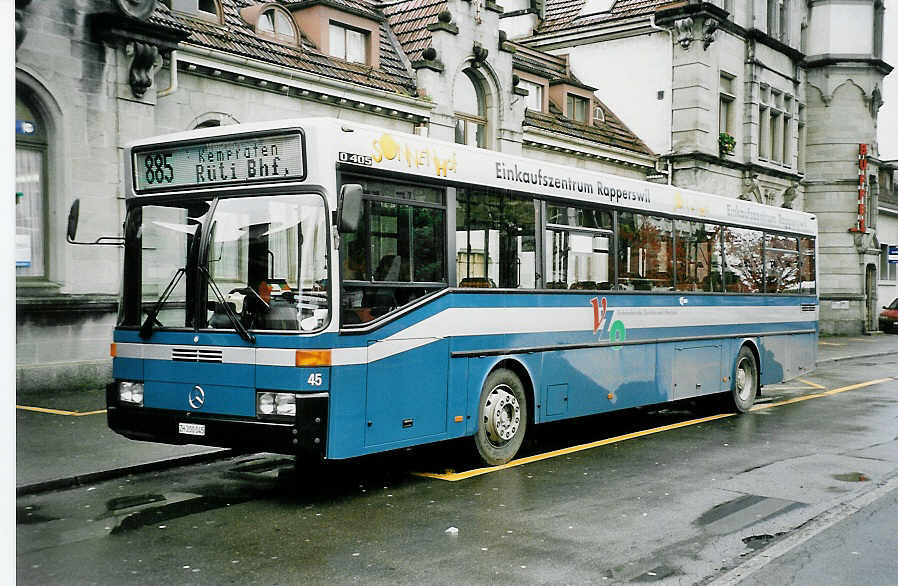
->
151;0;416;95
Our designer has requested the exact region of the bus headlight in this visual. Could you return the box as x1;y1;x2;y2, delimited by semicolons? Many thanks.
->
119;381;144;406
257;392;296;418
275;393;296;417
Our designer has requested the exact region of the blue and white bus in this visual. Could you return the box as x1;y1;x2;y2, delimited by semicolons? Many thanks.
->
101;118;817;466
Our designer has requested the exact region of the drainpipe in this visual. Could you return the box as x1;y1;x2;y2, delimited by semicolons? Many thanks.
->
157;50;179;98
649;14;674;183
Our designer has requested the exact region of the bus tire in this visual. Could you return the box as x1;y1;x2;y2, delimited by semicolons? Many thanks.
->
474;368;528;466
730;346;759;413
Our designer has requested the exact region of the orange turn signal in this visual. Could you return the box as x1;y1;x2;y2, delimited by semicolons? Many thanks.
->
296;350;331;367
454;415;464;423
110;343;117;357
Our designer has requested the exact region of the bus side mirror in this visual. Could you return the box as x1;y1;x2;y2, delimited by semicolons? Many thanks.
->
338;184;363;233
65;198;124;246
66;199;80;243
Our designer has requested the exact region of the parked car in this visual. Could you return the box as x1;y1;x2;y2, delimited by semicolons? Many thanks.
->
880;298;898;333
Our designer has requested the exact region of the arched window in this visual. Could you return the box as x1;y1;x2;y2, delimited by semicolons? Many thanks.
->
454;70;487;148
258;7;297;44
15;91;48;278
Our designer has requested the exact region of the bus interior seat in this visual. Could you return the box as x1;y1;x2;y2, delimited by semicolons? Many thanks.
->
459;277;495;288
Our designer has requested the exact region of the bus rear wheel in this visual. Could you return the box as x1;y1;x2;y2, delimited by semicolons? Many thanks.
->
474;368;528;466
730;346;759;412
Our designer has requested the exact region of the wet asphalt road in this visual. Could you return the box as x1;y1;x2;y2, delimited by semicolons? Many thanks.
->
16;356;898;585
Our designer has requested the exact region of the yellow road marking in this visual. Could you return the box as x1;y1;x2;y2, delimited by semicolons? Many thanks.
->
818;342;843;346
15;405;106;417
415;376;896;482
798;378;827;390
415;412;736;481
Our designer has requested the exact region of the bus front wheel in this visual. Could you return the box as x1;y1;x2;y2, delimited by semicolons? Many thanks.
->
730;346;759;412
474;368;528;466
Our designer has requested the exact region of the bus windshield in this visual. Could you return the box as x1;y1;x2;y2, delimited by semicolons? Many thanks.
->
119;192;330;334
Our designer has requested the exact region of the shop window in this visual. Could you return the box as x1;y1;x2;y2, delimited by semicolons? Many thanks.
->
15;93;48;279
456;188;536;289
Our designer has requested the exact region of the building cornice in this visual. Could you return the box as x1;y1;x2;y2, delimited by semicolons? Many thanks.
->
523;127;656;169
663;151;805;182
177;45;433;122
804;54;894;75
521;16;656;50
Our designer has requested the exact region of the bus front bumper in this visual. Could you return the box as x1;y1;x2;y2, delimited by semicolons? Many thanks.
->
106;383;328;457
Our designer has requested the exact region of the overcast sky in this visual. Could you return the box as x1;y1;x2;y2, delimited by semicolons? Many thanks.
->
879;5;898;160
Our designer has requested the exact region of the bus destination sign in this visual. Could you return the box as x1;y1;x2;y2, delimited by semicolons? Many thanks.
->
133;132;305;193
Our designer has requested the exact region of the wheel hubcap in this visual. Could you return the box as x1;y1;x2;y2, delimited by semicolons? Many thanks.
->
735;357;755;402
483;385;521;445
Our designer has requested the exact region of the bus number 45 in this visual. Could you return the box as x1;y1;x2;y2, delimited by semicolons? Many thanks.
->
307;373;323;386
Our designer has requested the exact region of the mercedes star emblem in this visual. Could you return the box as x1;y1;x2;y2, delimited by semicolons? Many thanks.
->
188;385;205;409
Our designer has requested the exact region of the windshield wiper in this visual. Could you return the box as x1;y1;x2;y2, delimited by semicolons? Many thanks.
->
139;267;185;340
202;266;256;344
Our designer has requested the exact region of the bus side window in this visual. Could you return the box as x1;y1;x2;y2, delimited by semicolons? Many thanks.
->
617;212;673;291
340;176;447;325
722;226;764;293
544;203;612;291
675;221;723;292
455;188;536;289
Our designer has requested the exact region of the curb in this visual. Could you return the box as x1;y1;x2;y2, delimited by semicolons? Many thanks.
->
816;350;898;366
708;471;898;586
16;449;239;498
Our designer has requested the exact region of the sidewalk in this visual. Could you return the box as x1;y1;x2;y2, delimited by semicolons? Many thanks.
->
816;332;898;365
15;385;230;495
15;334;898;495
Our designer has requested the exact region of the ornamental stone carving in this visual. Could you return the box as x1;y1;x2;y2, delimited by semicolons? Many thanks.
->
128;41;160;97
115;0;156;21
674;17;694;49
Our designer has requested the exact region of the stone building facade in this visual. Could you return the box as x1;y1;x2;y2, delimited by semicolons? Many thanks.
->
14;0;655;391
519;0;892;334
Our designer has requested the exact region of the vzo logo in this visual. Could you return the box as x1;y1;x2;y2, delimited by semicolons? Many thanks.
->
590;296;626;349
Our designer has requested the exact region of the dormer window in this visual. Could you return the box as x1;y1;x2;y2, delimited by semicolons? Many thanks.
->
593;105;605;123
258;7;298;44
329;23;367;64
170;0;222;23
580;0;615;16
519;79;545;112
567;94;590;124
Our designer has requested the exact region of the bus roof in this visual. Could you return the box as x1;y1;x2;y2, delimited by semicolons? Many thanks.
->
125;117;817;236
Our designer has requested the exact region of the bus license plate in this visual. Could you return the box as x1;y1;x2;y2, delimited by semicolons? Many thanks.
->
178;422;206;437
